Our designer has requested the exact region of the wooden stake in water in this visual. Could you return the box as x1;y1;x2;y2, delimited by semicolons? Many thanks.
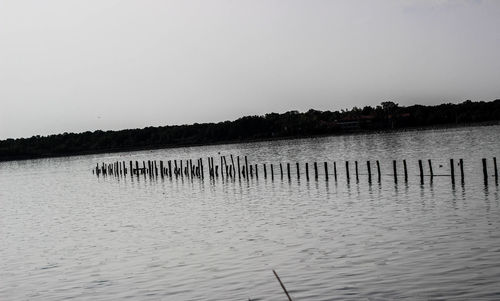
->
334;161;337;181
418;160;424;184
494;157;498;184
271;164;274;180
428;159;434;178
367;161;372;183
355;161;359;181
324;162;329;181
345;161;350;181
296;162;300;179
450;158;455;185
376;160;381;182
459;158;464;184
403;159;408;183
314;162;318;180
245;156;249;178
482;158;488;185
305;163;309;181
393;160;398;184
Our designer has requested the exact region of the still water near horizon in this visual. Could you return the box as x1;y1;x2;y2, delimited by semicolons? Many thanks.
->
1;125;500;300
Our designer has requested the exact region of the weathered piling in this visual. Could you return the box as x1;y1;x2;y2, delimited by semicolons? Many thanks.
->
333;162;337;181
355;161;359;181
418;160;424;183
245;156;249;178
324;162;328;180
376;160;381;182
428;159;434;178
237;156;241;179
403;160;408;182
393;160;398;184
280;163;283;179
450;159;455;185
345;161;350;181
459;158;464;184
255;164;258;178
494;157;498;184
314;162;318;180
250;164;253;178
287;163;291;180
230;155;236;176
482;158;488;185
160;161;164;178
367;161;372;183
263;163;267;179
296;162;300;179
305;163;309;180
271;164;274;180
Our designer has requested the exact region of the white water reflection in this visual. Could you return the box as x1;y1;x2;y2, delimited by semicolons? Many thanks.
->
0;125;499;300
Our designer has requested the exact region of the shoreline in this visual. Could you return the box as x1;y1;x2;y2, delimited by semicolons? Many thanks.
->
1;120;498;163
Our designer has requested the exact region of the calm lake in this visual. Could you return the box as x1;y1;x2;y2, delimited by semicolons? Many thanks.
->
1;125;500;300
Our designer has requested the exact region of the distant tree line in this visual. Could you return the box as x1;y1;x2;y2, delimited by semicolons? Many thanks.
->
1;99;499;161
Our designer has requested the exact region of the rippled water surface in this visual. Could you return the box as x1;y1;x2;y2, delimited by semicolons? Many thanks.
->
1;125;500;300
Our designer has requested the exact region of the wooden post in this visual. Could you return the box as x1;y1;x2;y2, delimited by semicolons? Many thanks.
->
403;160;408;182
263;163;267;179
245;156;249;178
459;159;464;184
367;161;371;183
355;161;359;181
135;161;139;176
280;163;283;179
237;156;241;179
271;164;274;180
482;158;488;185
428;159;434;178
418;160;424;184
287;163;291;180
345;161;350;181
154;161;158;177
305;163;309;181
129;161;133;177
494;157;498;184
220;156;224;179
314;162;318;180
334;161;337;181
250;164;253;178
296;162;300;179
376;160;381;182
168;160;172;177
230;155;236;177
450;159;455;185
324;162;328;180
160;161;164;178
393;160;397;184
255;164;258;178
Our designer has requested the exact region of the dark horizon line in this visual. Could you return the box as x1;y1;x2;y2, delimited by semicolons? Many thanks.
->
1;98;498;141
0;99;499;162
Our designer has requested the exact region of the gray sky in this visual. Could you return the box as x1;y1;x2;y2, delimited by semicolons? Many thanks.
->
1;0;499;139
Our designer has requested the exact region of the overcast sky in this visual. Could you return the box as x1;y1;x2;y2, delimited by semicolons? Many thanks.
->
1;0;499;139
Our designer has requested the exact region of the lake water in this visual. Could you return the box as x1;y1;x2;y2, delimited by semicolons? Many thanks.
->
1;125;500;300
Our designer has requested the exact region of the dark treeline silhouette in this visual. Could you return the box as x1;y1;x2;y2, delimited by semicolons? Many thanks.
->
1;99;499;161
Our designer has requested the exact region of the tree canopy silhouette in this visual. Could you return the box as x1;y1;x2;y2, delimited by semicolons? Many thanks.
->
1;99;499;161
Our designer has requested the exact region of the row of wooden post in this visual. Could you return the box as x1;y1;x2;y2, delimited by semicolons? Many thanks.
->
94;156;498;185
